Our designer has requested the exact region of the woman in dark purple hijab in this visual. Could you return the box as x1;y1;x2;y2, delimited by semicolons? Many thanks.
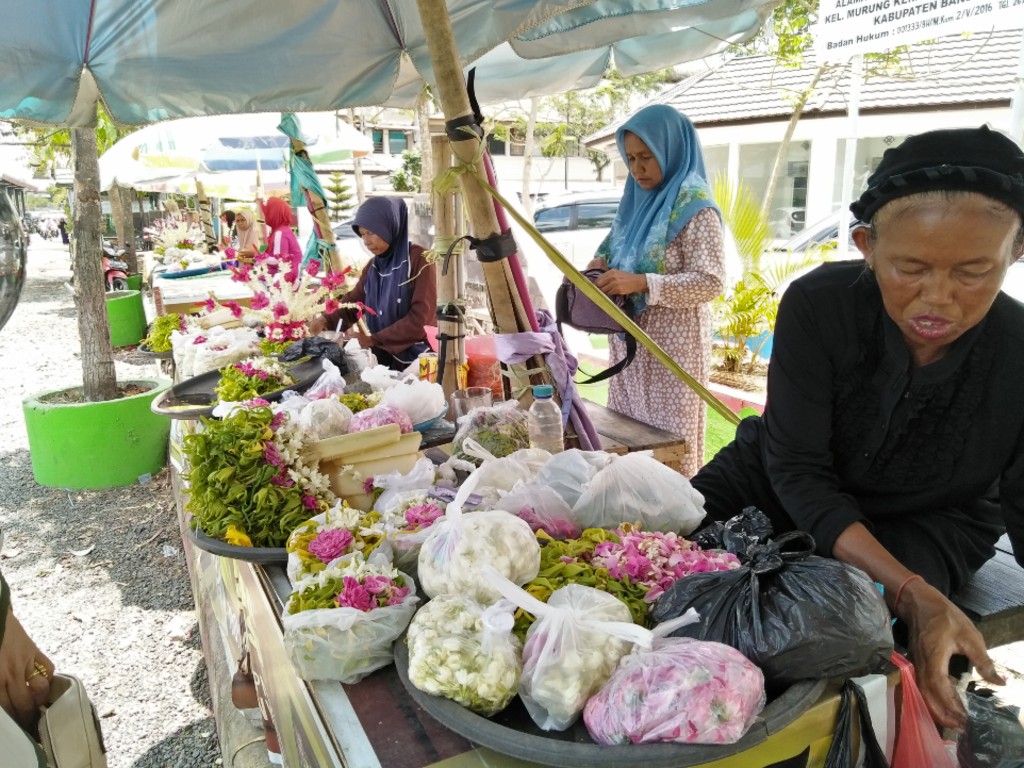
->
311;196;436;371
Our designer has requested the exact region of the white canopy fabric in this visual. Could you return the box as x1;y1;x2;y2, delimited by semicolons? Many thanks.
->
0;0;776;126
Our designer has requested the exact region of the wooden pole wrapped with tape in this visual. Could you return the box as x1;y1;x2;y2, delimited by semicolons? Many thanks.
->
431;134;465;403
195;180;216;252
416;0;551;407
286;136;342;273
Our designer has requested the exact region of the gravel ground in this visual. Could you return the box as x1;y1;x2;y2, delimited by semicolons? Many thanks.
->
0;237;221;767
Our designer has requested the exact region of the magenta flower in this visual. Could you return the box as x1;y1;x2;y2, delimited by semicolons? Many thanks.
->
270;412;288;431
362;575;391;595
284;268;300;286
301;494;319;510
336;576;373;611
404;502;444;530
305;259;321;277
324;297;339;315
245;397;270;407
192;335;207;345
250;291;270;310
308;528;354;562
386;585;410;606
262;441;285;468
321;267;350;291
272;301;290;320
224;301;243;319
362;476;375;494
270;470;295;488
203;297;217;312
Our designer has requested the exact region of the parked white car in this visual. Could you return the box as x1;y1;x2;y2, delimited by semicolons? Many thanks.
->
532;190;621;269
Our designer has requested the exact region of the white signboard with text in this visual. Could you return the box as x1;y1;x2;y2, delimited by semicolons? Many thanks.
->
815;0;1020;62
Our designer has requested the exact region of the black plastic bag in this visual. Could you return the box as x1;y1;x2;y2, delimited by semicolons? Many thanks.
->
957;683;1024;767
824;680;890;768
692;505;774;555
651;526;893;686
280;336;347;372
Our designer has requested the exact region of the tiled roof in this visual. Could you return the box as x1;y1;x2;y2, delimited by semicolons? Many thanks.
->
587;28;1022;143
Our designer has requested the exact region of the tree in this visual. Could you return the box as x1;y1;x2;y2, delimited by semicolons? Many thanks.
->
324;172;356;222
389;149;422;192
542;69;676;182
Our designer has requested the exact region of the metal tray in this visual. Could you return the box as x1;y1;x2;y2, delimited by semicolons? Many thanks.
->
187;524;288;564
150;356;325;419
393;641;825;768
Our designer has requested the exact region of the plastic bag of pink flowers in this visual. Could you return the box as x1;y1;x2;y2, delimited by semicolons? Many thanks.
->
584;636;765;745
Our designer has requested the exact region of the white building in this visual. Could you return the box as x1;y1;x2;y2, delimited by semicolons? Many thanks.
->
586;29;1023;237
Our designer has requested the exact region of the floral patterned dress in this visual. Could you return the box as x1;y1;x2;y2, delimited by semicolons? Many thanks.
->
607;207;726;477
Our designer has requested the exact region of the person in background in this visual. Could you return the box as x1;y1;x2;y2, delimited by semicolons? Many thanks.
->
587;104;726;478
690;126;1024;730
219;209;236;250
260;197;303;271
307;196;436;371
233;208;260;264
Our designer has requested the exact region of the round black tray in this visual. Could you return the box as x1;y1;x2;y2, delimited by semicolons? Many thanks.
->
394;641;825;768
138;343;173;360
150;356;325;419
187;524;288;564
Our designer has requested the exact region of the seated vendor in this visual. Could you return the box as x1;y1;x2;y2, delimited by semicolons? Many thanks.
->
690;126;1024;730
308;196;436;372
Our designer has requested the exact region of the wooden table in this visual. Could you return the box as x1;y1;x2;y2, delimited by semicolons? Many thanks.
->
583;399;689;472
951;534;1024;648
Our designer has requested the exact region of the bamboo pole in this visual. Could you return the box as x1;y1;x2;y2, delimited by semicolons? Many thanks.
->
415;0;550;406
431;135;465;403
195;180;216;251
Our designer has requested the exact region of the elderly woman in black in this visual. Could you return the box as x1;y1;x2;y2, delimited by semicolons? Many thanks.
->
691;126;1024;730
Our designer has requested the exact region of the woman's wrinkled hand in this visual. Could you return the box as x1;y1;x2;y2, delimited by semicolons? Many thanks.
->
346;327;373;348
0;608;53;731
901;579;1004;730
594;269;647;297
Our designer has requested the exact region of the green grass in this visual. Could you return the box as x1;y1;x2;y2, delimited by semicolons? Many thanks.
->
573;374;759;466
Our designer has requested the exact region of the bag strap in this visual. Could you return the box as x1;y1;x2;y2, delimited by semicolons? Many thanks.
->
575;334;636;385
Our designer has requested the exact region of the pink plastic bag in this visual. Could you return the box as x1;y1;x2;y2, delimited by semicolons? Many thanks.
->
890;651;955;768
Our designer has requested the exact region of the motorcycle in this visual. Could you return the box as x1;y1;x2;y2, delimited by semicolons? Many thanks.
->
101;242;129;292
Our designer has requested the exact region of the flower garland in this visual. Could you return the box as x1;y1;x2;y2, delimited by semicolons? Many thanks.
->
205;249;373;344
183;402;333;548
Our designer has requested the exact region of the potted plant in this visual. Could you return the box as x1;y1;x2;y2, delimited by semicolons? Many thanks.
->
21;117;173;489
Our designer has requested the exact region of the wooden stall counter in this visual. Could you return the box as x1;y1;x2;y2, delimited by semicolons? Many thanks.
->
584;399;688;472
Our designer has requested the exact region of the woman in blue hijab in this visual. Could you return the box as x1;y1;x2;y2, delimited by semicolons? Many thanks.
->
310;196;436;371
589;105;726;476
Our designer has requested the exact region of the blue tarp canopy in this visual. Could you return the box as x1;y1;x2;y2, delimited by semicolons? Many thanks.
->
0;0;777;126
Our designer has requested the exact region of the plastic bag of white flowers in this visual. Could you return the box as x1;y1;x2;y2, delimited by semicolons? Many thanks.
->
418;472;539;603
483;566;651;732
282;551;418;683
406;596;521;716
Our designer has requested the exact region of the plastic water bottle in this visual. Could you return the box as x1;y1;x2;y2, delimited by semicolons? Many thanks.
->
527;384;564;454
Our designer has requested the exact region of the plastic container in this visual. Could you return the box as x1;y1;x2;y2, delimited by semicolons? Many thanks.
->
527;384;564;454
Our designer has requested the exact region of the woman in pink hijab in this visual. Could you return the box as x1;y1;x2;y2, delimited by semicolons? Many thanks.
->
260;197;303;271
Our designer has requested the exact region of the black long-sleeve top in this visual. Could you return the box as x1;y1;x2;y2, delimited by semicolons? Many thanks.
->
728;261;1024;566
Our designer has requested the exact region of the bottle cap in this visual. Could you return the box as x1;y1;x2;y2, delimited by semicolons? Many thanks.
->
532;384;554;398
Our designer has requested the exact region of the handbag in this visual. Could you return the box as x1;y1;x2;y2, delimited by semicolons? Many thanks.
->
555;268;636;384
37;674;108;768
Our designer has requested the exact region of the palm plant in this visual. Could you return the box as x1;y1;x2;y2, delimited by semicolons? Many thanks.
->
711;175;833;374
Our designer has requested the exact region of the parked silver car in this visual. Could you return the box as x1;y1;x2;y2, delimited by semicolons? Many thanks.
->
532;190;620;268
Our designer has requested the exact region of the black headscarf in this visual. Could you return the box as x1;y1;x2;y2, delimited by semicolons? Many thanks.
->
851;125;1024;223
353;197;412;334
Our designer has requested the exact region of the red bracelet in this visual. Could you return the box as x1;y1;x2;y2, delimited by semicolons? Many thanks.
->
893;573;924;613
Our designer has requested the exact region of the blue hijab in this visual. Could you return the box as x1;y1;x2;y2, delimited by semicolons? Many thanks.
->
599;105;719;312
354;197;412;334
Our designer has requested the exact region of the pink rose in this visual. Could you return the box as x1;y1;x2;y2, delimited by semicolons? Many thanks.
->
336;576;373;611
308;528;354;563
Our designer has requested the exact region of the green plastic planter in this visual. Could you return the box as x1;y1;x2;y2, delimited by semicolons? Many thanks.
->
23;379;172;489
106;289;147;347
126;273;143;291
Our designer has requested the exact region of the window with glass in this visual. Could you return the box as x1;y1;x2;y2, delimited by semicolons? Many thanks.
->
388;130;409;155
371;129;384;153
833;135;905;213
703;145;728;183
739;141;811;238
534;205;572;232
577;202;618;229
